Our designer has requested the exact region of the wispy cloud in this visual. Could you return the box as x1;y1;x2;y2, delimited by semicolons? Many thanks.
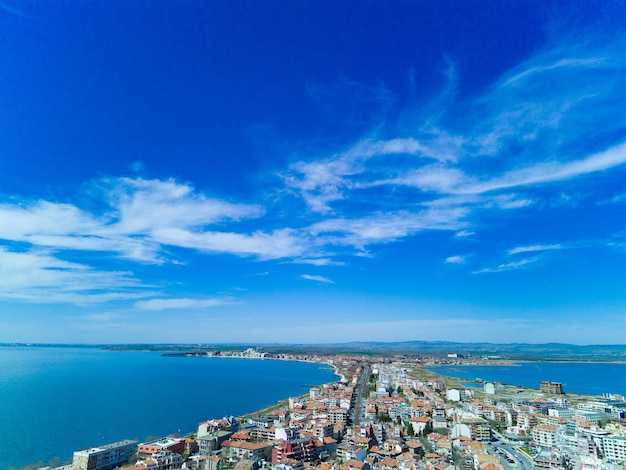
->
0;178;268;264
135;297;236;311
508;244;564;255
373;140;626;196
0;177;298;305
476;238;607;273
291;258;345;266
151;228;308;260
281;28;626;258
300;274;334;284
501;57;608;88
0;247;149;303
310;207;470;249
474;257;539;274
445;255;466;264
107;177;264;234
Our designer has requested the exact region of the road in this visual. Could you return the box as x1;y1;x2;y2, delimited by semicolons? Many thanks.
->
491;441;533;470
351;363;370;426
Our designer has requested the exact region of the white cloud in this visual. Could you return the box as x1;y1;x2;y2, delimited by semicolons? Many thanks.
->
508;244;564;255
474;258;539;274
463;141;626;195
290;258;345;266
0;247;149;303
0;201;100;240
0;177;293;305
135;297;236;311
300;274;334;284
151;227;308;260
107;177;264;234
501;57;609;88
0;178;267;264
310;207;469;248
373;140;626;197
282;30;626;246
445;255;465;264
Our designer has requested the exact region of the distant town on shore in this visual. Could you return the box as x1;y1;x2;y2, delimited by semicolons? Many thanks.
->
101;340;626;362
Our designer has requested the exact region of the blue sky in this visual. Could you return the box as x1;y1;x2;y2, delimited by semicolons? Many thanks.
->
1;0;625;345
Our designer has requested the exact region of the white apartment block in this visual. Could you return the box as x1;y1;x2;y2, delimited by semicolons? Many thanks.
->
602;436;626;463
72;439;138;470
532;425;559;448
548;408;575;419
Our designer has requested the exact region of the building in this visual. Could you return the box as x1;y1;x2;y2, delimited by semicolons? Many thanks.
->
336;443;367;463
328;408;348;424
72;439;138;470
461;419;491;441
540;382;564;394
129;450;184;470
446;389;462;402
137;437;186;457
547;408;574;419
197;418;237;455
532;425;559;448
222;440;273;463
533;449;564;469
272;438;317;464
603;436;626;463
574;409;603;424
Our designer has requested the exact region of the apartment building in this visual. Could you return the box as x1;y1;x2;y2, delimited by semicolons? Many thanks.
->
532;425;559;448
271;438;317;464
602;436;626;463
222;440;273;463
72;439;138;470
137;437;186;457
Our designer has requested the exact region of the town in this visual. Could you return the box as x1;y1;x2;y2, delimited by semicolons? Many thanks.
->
45;353;626;470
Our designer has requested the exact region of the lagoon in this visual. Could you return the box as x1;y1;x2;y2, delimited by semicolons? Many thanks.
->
430;361;626;396
0;346;337;469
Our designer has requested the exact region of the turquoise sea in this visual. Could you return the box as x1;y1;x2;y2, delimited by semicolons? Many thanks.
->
431;361;626;396
0;346;337;470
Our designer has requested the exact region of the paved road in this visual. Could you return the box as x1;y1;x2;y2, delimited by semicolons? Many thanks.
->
496;442;533;470
352;363;370;426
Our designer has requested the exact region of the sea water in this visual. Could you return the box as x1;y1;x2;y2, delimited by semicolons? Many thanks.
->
0;346;337;469
431;361;626;396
